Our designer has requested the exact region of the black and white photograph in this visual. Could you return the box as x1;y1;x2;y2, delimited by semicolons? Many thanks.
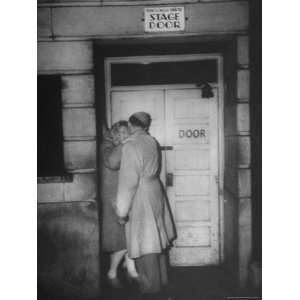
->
10;0;300;298
8;0;300;299
35;1;262;300
19;0;300;300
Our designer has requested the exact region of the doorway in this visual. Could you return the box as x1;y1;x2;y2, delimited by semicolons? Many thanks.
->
105;54;224;267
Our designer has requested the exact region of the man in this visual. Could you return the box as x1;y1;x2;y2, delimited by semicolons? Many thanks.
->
115;112;176;299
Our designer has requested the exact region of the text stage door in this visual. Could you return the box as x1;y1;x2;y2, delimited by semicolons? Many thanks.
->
166;89;220;266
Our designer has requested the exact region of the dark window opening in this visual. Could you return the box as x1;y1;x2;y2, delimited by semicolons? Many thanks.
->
38;75;65;177
111;59;218;86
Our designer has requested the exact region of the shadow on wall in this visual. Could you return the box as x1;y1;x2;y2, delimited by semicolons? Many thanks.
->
37;201;100;300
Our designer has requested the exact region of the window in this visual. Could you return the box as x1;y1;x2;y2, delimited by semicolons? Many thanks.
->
37;75;65;178
111;59;218;86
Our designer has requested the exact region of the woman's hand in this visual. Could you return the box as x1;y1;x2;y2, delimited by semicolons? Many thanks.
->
118;216;128;225
121;136;134;144
113;201;128;224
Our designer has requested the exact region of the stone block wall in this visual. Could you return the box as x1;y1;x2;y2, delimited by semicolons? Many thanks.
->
38;201;100;300
38;1;248;39
223;34;252;287
38;23;98;299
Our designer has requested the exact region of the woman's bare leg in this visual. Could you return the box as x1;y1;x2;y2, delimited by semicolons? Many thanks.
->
107;249;127;279
125;252;139;278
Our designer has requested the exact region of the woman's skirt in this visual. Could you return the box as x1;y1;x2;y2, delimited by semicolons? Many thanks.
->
102;198;126;252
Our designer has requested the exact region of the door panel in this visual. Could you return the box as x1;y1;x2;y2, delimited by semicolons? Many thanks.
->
166;88;219;266
175;149;210;170
111;90;165;146
175;175;210;196
176;226;211;247
175;200;210;221
173;97;210;119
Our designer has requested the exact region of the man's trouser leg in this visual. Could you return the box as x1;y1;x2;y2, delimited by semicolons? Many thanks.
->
135;252;168;294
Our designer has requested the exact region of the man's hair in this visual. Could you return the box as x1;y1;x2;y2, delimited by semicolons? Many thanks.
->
129;115;147;129
110;120;128;135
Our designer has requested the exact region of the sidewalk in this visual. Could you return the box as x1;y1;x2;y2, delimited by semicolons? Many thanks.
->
102;266;261;300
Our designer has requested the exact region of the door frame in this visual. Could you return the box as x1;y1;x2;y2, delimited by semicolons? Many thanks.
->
104;53;225;263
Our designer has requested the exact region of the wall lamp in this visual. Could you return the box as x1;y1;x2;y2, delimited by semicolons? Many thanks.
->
197;82;214;98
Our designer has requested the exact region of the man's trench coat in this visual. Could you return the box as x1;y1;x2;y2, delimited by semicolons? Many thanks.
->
115;129;176;259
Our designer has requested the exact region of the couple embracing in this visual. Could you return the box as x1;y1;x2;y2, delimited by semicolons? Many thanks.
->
100;112;176;299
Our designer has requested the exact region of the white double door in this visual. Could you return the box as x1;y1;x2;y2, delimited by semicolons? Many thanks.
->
111;87;221;266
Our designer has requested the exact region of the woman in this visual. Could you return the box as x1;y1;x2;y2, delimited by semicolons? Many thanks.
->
115;112;176;297
100;120;137;287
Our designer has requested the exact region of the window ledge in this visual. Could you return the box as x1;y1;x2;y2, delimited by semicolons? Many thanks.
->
37;174;73;184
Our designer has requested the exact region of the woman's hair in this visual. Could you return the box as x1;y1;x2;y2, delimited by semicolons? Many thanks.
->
129;115;146;129
110;120;128;135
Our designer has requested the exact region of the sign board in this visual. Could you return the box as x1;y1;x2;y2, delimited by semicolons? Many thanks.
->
144;7;185;33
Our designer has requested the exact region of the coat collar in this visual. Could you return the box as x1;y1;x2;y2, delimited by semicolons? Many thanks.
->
130;127;147;138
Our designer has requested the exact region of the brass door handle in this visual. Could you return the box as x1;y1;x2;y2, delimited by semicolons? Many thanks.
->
166;173;174;187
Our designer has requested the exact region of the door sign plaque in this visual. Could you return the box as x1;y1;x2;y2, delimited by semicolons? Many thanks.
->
144;7;185;33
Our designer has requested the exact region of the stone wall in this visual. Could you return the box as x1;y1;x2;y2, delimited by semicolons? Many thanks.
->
38;201;100;300
37;2;248;39
223;34;252;287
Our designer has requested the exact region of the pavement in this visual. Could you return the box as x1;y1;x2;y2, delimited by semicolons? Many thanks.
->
101;266;262;300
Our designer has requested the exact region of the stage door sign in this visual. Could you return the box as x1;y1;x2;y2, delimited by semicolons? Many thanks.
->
144;7;185;32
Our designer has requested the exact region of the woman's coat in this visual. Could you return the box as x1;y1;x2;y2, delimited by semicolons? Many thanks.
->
100;134;126;252
115;129;176;259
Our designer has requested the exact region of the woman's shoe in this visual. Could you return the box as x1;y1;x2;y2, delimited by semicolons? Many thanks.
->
107;275;123;288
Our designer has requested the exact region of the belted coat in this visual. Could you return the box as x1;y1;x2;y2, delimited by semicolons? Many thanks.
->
115;129;176;259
